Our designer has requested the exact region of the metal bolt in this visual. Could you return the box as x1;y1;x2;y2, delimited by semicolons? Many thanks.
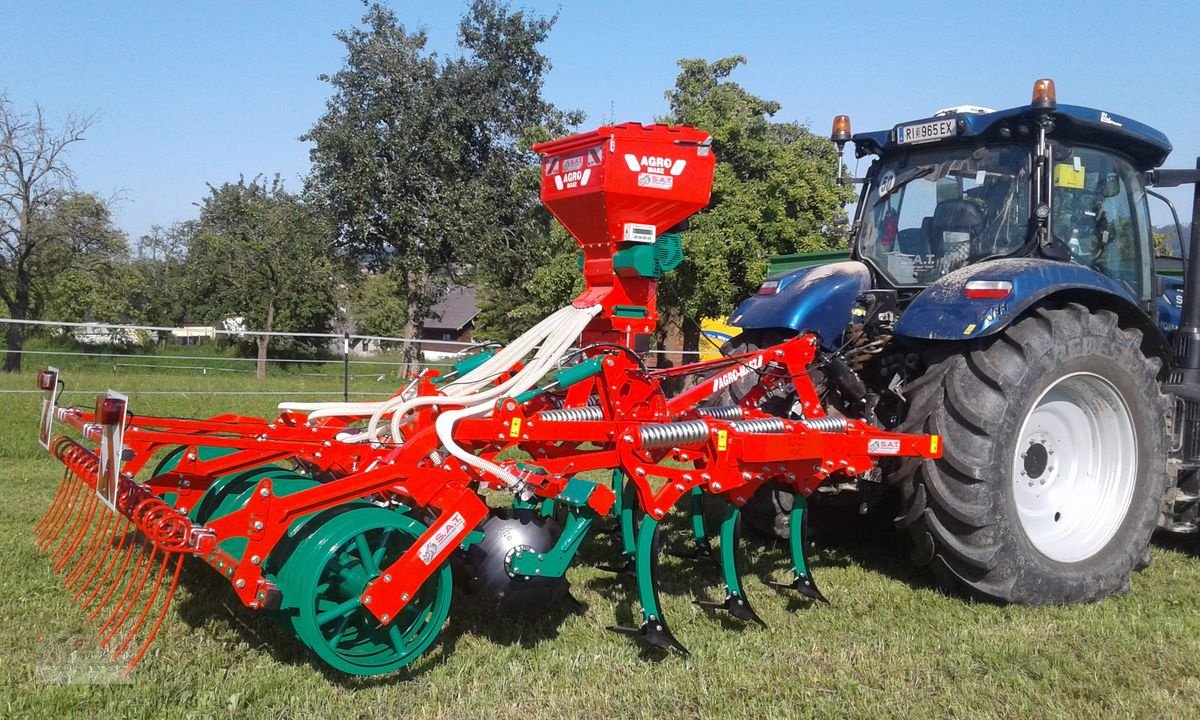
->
712;482;722;491
636;467;646;477
381;614;390;623
674;483;685;491
250;555;261;565
383;574;392;583
259;488;269;497
400;592;409;601
364;595;372;604
253;521;264;531
235;579;245;589
682;473;693;482
186;452;196;461
623;434;634;444
653;508;664;517
741;472;752;481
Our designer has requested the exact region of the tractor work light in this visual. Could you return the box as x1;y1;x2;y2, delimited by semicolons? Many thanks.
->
37;370;57;391
831;115;852;145
96;396;127;426
963;280;1013;300
1031;78;1056;109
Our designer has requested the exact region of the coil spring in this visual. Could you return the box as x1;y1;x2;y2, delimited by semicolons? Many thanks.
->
802;416;849;432
639;420;710;449
730;417;788;434
697;405;744;421
539;405;604;422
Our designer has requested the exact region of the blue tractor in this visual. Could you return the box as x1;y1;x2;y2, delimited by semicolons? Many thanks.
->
724;79;1200;605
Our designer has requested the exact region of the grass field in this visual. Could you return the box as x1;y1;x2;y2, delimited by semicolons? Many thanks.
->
1;364;1199;719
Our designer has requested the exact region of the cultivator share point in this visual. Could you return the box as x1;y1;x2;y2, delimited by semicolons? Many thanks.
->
33;123;940;675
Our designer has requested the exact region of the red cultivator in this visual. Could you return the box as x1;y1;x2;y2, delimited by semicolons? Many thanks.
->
33;123;940;675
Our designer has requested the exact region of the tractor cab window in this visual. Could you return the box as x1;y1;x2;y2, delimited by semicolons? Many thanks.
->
858;144;1030;286
1051;145;1152;301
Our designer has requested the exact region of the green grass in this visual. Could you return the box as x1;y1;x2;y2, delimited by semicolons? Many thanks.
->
1;366;1199;719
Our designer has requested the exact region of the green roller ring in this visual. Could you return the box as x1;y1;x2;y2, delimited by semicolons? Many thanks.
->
152;445;240;508
271;505;452;676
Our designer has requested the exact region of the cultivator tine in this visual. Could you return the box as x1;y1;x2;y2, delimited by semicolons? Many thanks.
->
598;471;637;576
668;488;717;563
769;494;828;604
608;515;689;655
695;504;766;627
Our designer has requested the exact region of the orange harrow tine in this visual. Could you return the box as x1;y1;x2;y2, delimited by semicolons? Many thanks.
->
123;554;183;675
86;524;141;620
50;489;100;572
36;470;84;551
64;506;117;589
100;499;170;646
96;538;154;637
75;515;131;605
111;544;173;661
33;469;73;541
42;478;93;558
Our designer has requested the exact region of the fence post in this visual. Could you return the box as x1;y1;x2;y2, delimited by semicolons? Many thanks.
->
342;333;350;402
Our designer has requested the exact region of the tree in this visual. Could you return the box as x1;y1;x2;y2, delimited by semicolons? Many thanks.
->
658;56;855;354
0;95;96;371
41;193;139;325
185;176;337;379
305;1;578;363
129;221;194;326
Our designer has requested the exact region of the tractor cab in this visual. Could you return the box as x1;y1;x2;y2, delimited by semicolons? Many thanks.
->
843;79;1171;310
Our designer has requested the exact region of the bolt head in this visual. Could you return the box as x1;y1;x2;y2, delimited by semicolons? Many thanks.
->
259;488;269;497
400;592;409;601
253;521;265;531
653;508;664;517
250;555;261;565
381;614;390;623
712;482;722;491
235;579;245;589
383;574;392;583
364;595;372;604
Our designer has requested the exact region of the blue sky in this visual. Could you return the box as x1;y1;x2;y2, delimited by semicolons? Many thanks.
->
3;1;1198;240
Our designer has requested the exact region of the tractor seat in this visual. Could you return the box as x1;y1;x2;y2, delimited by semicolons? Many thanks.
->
931;199;984;269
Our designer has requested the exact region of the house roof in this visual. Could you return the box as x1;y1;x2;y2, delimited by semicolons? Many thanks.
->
425;285;479;332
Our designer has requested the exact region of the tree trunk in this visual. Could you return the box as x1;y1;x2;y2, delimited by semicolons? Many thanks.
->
679;320;702;391
402;312;423;377
3;320;24;373
3;285;30;373
256;302;275;381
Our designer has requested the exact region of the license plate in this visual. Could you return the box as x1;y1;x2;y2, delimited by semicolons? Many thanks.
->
897;118;956;144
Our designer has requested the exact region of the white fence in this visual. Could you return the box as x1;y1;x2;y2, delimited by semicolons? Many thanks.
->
0;318;707;398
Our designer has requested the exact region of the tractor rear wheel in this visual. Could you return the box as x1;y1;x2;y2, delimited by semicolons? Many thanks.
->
897;303;1169;604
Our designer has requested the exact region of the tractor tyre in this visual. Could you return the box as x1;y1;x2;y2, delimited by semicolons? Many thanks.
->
896;303;1169;604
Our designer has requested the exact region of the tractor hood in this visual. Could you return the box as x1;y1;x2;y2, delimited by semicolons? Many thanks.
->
728;261;871;348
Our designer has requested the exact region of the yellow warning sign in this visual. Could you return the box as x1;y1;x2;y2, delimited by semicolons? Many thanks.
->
509;417;522;438
716;429;728;451
930;435;940;454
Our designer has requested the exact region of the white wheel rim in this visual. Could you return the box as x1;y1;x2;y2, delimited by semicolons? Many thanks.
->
1012;371;1137;563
